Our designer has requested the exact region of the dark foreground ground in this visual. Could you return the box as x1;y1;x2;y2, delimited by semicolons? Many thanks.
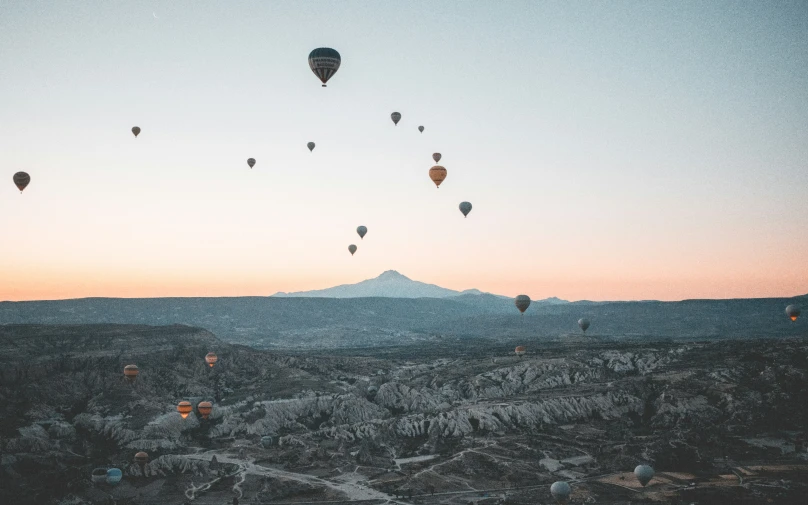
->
1;324;807;504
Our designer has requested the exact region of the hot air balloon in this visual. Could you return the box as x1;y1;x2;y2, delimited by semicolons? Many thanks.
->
13;172;30;193
308;47;341;87
578;318;590;333
429;165;447;188
205;352;218;368
391;112;401;125
514;295;531;315
91;468;108;484
348;244;357;256
177;401;193;419
432;153;441;163
134;451;149;476
210;455;220;471
247;158;255;169
515;346;526;356
786;305;801;322
459;201;472;217
124;364;139;383
307;142;315;152
197;401;213;419
634;464;655;487
550;481;571;503
106;468;123;485
357;226;367;239
131;126;141;138
418;126;424;133
261;436;273;448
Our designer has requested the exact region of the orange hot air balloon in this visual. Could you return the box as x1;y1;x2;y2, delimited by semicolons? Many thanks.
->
429;165;447;188
515;346;526;356
123;364;139;382
134;452;149;465
205;352;218;368
177;401;193;419
197;401;213;419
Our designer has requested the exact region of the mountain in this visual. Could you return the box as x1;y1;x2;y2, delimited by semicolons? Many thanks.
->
272;270;567;304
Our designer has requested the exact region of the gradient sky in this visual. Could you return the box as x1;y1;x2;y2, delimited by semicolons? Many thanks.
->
1;1;807;302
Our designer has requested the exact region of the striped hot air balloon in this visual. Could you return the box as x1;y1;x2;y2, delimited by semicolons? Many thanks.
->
205;352;218;368
429;166;447;188
197;401;213;419
177;401;193;419
308;48;341;87
515;346;526;356
124;364;139;382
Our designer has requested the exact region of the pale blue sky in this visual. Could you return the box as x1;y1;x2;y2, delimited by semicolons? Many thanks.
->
1;1;806;301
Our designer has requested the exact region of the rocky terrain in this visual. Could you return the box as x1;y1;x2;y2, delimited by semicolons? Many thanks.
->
1;324;807;504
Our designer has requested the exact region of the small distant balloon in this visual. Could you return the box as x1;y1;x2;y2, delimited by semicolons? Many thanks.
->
177;401;193;419
261;436;273;448
205;352;218;368
515;346;526;356
307;142;315;152
247;158;256;169
429;165;447;188
106;468;123;485
418;125;424;133
197;401;213;419
514;295;531;315
459;201;472;217
13;172;30;193
578;318;590;333
308;47;341;87
432;153;441;163
348;244;357;256
357;226;367;239
634;465;655;487
124;364;139;382
91;468;107;484
550;481;571;503
786;304;801;322
391;112;401;125
131;126;141;138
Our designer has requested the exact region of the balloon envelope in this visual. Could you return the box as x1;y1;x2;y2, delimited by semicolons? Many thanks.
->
261;436;273;448
131;126;140;137
124;364;139;381
106;468;123;485
247;158;255;168
177;401;193;419
348;244;357;256
308;47;341;86
391;112;401;125
578;318;590;332
550;481;571;503
515;346;526;356
307;142;315;152
198;401;213;419
134;452;149;465
91;467;107;484
432;153;441;163
634;464;655;487
13;172;30;192
357;226;367;239
429;166;447;188
459;201;472;217
418;126;424;133
786;304;801;322
514;295;531;314
205;352;218;367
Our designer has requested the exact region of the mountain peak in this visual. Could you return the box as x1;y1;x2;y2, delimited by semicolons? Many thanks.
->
376;270;410;281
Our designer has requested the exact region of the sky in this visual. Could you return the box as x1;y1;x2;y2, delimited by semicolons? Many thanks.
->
1;0;807;302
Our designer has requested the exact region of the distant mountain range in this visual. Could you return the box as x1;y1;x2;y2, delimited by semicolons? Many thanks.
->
272;270;568;304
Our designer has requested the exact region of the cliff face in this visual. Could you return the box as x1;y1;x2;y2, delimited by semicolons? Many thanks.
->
1;325;807;504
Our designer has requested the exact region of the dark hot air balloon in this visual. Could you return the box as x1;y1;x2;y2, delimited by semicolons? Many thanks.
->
786;305;801;322
550;481;571;503
357;226;367;239
348;244;357;256
197;401;213;419
308;48;341;87
134;451;149;476
514;295;531;315
131;126;141;138
391;112;401;125
432;153;441;163
307;142;315;152
634;465;655;487
418;126;424;133
13;172;30;193
578;318;590;333
459;201;472;217
91;467;108;484
247;158;255;169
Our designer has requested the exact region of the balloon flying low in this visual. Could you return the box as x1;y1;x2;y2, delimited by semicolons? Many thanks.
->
550;481;571;503
391;112;401;125
459;201;472;217
247;158;256;169
357;226;367;239
348;244;357;256
578;318;590;333
13;172;30;193
177;401;193;419
514;295;531;315
106;468;123;485
515;346;526;356
634;464;655;487
429;165;447;188
197;401;213;419
124;364;139;382
307;142;315;152
308;47;341;87
786;304;801;322
205;352;218;367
